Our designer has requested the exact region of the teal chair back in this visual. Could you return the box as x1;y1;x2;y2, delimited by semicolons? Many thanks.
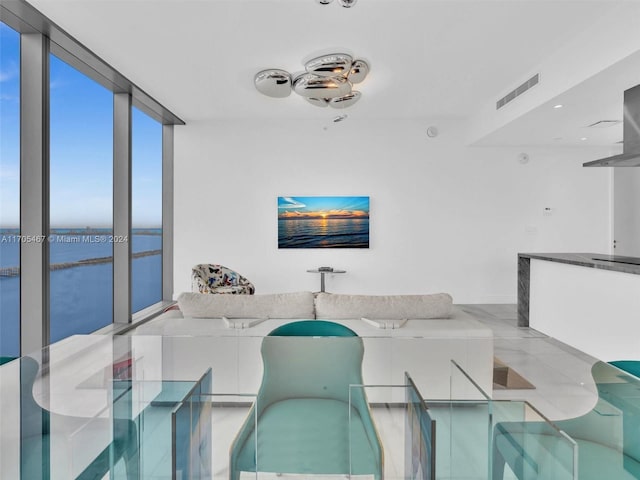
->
609;360;640;379
261;320;365;413
0;356;16;365
268;320;357;337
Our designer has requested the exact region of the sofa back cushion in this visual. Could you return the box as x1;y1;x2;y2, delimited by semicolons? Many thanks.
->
315;293;453;320
177;291;315;319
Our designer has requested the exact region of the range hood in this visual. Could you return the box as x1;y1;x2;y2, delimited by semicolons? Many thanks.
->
584;83;640;167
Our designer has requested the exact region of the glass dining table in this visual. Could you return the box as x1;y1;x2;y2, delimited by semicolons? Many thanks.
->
0;334;212;480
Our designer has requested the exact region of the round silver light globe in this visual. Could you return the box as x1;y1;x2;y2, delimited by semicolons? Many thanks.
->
304;53;353;77
329;91;361;109
293;73;352;99
254;69;292;98
316;0;334;4
306;98;330;108
348;59;369;84
339;0;357;7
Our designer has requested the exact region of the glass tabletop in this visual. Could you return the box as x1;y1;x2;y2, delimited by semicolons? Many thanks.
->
0;335;212;479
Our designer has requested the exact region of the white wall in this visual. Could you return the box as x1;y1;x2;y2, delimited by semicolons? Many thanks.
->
173;119;611;303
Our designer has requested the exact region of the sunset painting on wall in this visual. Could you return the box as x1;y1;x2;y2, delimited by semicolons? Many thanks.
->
278;196;370;249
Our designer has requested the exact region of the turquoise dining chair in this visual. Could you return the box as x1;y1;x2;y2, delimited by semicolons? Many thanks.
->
493;361;640;480
229;320;383;480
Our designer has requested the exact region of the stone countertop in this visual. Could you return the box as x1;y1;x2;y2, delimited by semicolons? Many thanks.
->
519;252;640;276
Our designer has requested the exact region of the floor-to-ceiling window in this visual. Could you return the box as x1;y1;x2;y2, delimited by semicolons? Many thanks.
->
49;54;114;342
131;107;163;312
0;22;21;360
1;0;179;353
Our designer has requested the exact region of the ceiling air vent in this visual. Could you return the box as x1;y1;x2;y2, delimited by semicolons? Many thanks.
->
496;74;539;110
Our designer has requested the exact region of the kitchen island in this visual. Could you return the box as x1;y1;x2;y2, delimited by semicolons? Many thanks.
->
518;253;640;361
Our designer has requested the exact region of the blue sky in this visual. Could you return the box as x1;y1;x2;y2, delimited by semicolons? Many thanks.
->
278;196;369;219
0;23;20;228
0;22;162;229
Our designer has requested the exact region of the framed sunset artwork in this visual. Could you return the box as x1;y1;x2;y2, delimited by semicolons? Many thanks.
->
277;196;370;249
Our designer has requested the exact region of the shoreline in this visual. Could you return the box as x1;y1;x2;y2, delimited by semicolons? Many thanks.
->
0;249;161;277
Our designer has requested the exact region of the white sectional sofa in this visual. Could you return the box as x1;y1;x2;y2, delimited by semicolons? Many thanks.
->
132;292;494;401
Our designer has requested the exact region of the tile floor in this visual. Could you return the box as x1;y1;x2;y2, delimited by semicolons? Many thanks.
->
460;304;599;421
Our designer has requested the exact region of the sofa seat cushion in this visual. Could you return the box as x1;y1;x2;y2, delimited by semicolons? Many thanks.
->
177;291;315;319
315;293;452;320
235;398;378;475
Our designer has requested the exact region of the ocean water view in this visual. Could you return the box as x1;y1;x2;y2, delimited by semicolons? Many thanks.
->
0;33;165;358
0;229;162;356
278;218;370;248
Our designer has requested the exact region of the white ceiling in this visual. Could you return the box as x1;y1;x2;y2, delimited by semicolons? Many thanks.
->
476;47;640;148
26;0;640;146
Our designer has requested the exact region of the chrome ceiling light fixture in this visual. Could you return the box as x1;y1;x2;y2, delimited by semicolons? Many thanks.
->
315;0;358;7
254;53;369;109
